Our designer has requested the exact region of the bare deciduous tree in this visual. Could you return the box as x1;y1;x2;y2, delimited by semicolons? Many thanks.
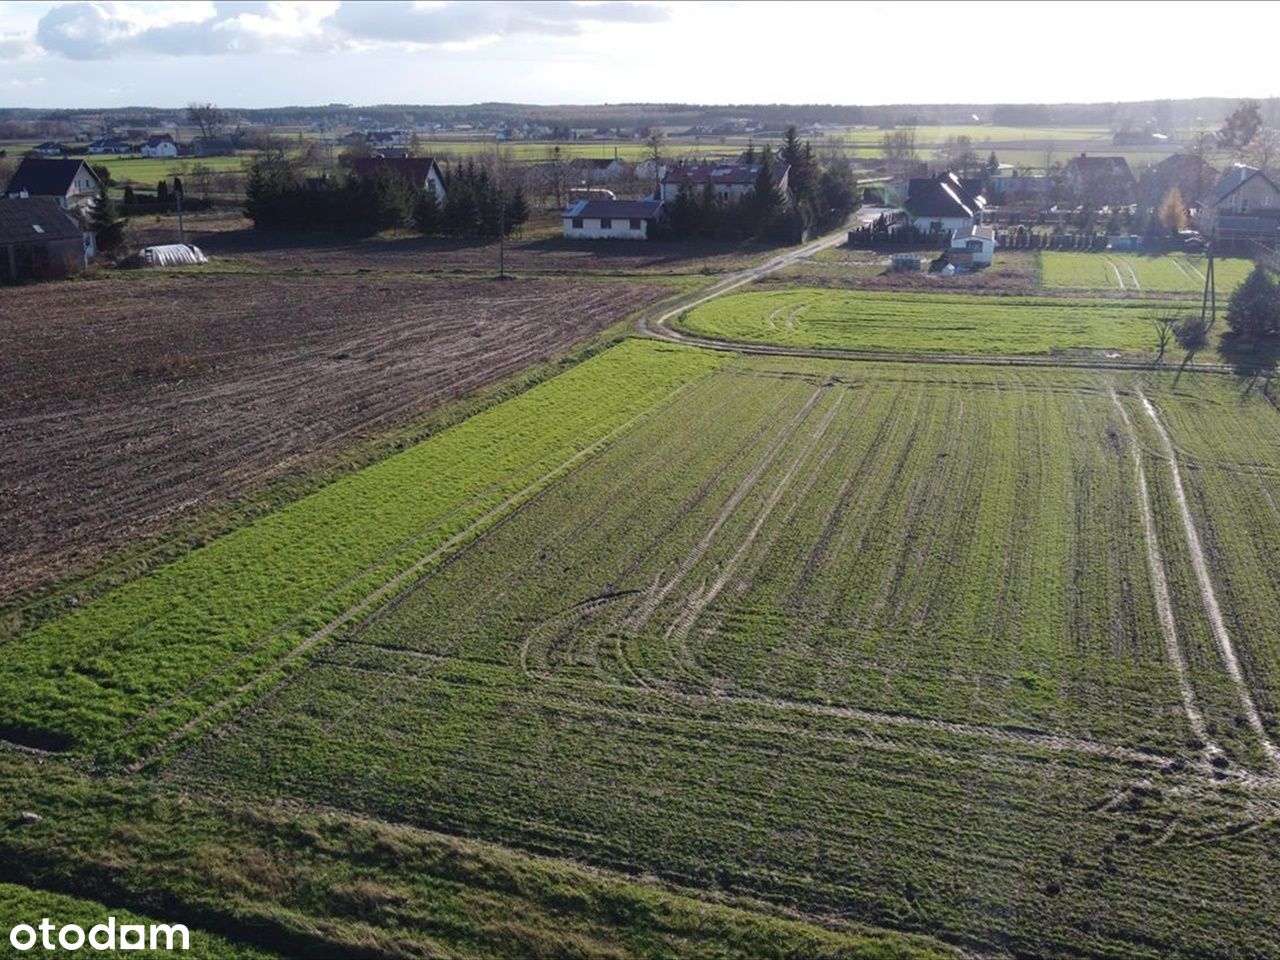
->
187;102;227;141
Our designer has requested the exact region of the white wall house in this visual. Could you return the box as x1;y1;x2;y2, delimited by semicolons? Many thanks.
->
950;224;996;267
562;199;664;240
141;135;178;159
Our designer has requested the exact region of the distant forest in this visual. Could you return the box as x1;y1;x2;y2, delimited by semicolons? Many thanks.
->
3;97;1279;134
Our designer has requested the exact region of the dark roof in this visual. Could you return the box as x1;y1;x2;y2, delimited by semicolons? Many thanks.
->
563;199;664;219
0;197;84;244
662;162;789;188
1065;154;1135;182
1206;164;1280;207
905;173;984;219
144;134;174;146
351;156;441;187
4;158;99;197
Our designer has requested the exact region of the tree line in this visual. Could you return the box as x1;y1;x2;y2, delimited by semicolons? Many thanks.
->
243;155;528;238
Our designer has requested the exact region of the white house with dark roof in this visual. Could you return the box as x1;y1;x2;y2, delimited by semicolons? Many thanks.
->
4;158;103;212
562;198;665;239
141;134;178;159
903;172;986;234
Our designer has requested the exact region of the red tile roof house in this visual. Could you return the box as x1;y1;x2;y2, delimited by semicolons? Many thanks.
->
1063;154;1136;204
658;162;790;203
351;156;447;204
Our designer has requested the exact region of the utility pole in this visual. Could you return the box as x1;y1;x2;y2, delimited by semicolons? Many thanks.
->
174;176;186;246
495;138;505;280
1201;230;1217;331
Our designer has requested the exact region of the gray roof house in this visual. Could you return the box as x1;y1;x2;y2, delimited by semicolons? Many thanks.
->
0;196;89;282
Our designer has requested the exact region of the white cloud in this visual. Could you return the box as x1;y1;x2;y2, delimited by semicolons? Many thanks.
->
11;1;669;61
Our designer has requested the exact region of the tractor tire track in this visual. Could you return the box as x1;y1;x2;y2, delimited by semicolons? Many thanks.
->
1137;387;1280;772
1110;387;1218;758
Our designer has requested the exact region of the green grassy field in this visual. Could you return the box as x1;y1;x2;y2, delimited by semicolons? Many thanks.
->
1039;251;1255;294
92;154;248;186
674;288;1195;356
154;351;1280;958
0;885;280;958
0;340;724;759
6;331;1280;957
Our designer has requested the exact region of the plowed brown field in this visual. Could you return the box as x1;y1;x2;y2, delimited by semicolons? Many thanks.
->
0;274;665;597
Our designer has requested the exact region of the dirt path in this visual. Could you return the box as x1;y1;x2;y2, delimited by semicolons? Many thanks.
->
1103;258;1127;290
1124;260;1142;290
1110;388;1218;757
1137;387;1280;773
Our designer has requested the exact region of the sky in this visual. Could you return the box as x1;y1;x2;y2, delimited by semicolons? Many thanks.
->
0;0;1278;110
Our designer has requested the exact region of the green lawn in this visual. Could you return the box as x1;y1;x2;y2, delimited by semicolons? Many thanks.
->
675;288;1194;356
1039;251;1255;294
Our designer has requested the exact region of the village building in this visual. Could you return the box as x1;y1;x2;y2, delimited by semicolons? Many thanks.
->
1138;153;1218;209
562;198;664;240
4;158;104;213
987;174;1052;202
33;141;65;157
86;137;131;155
659;162;790;203
903;171;986;234
949;223;997;267
351;156;447;203
0;196;91;282
141;134;179;159
1063;154;1136;204
192;136;236;157
1198;164;1280;244
571;157;629;184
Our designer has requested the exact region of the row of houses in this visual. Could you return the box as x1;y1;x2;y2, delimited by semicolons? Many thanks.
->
562;160;792;240
32;135;236;160
903;156;1280;248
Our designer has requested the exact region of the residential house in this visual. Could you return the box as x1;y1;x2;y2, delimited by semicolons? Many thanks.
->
987;175;1052;202
949;223;997;267
141;134;179;159
33;142;65;157
86;137;131;155
903;172;986;234
192;137;236;157
1063;154;1136;204
351;156;447;204
1198;164;1280;242
1138;153;1217;210
571;157;628;184
364;130;411;150
0;196;90;282
659;162;790;203
4;158;103;212
562;198;664;240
